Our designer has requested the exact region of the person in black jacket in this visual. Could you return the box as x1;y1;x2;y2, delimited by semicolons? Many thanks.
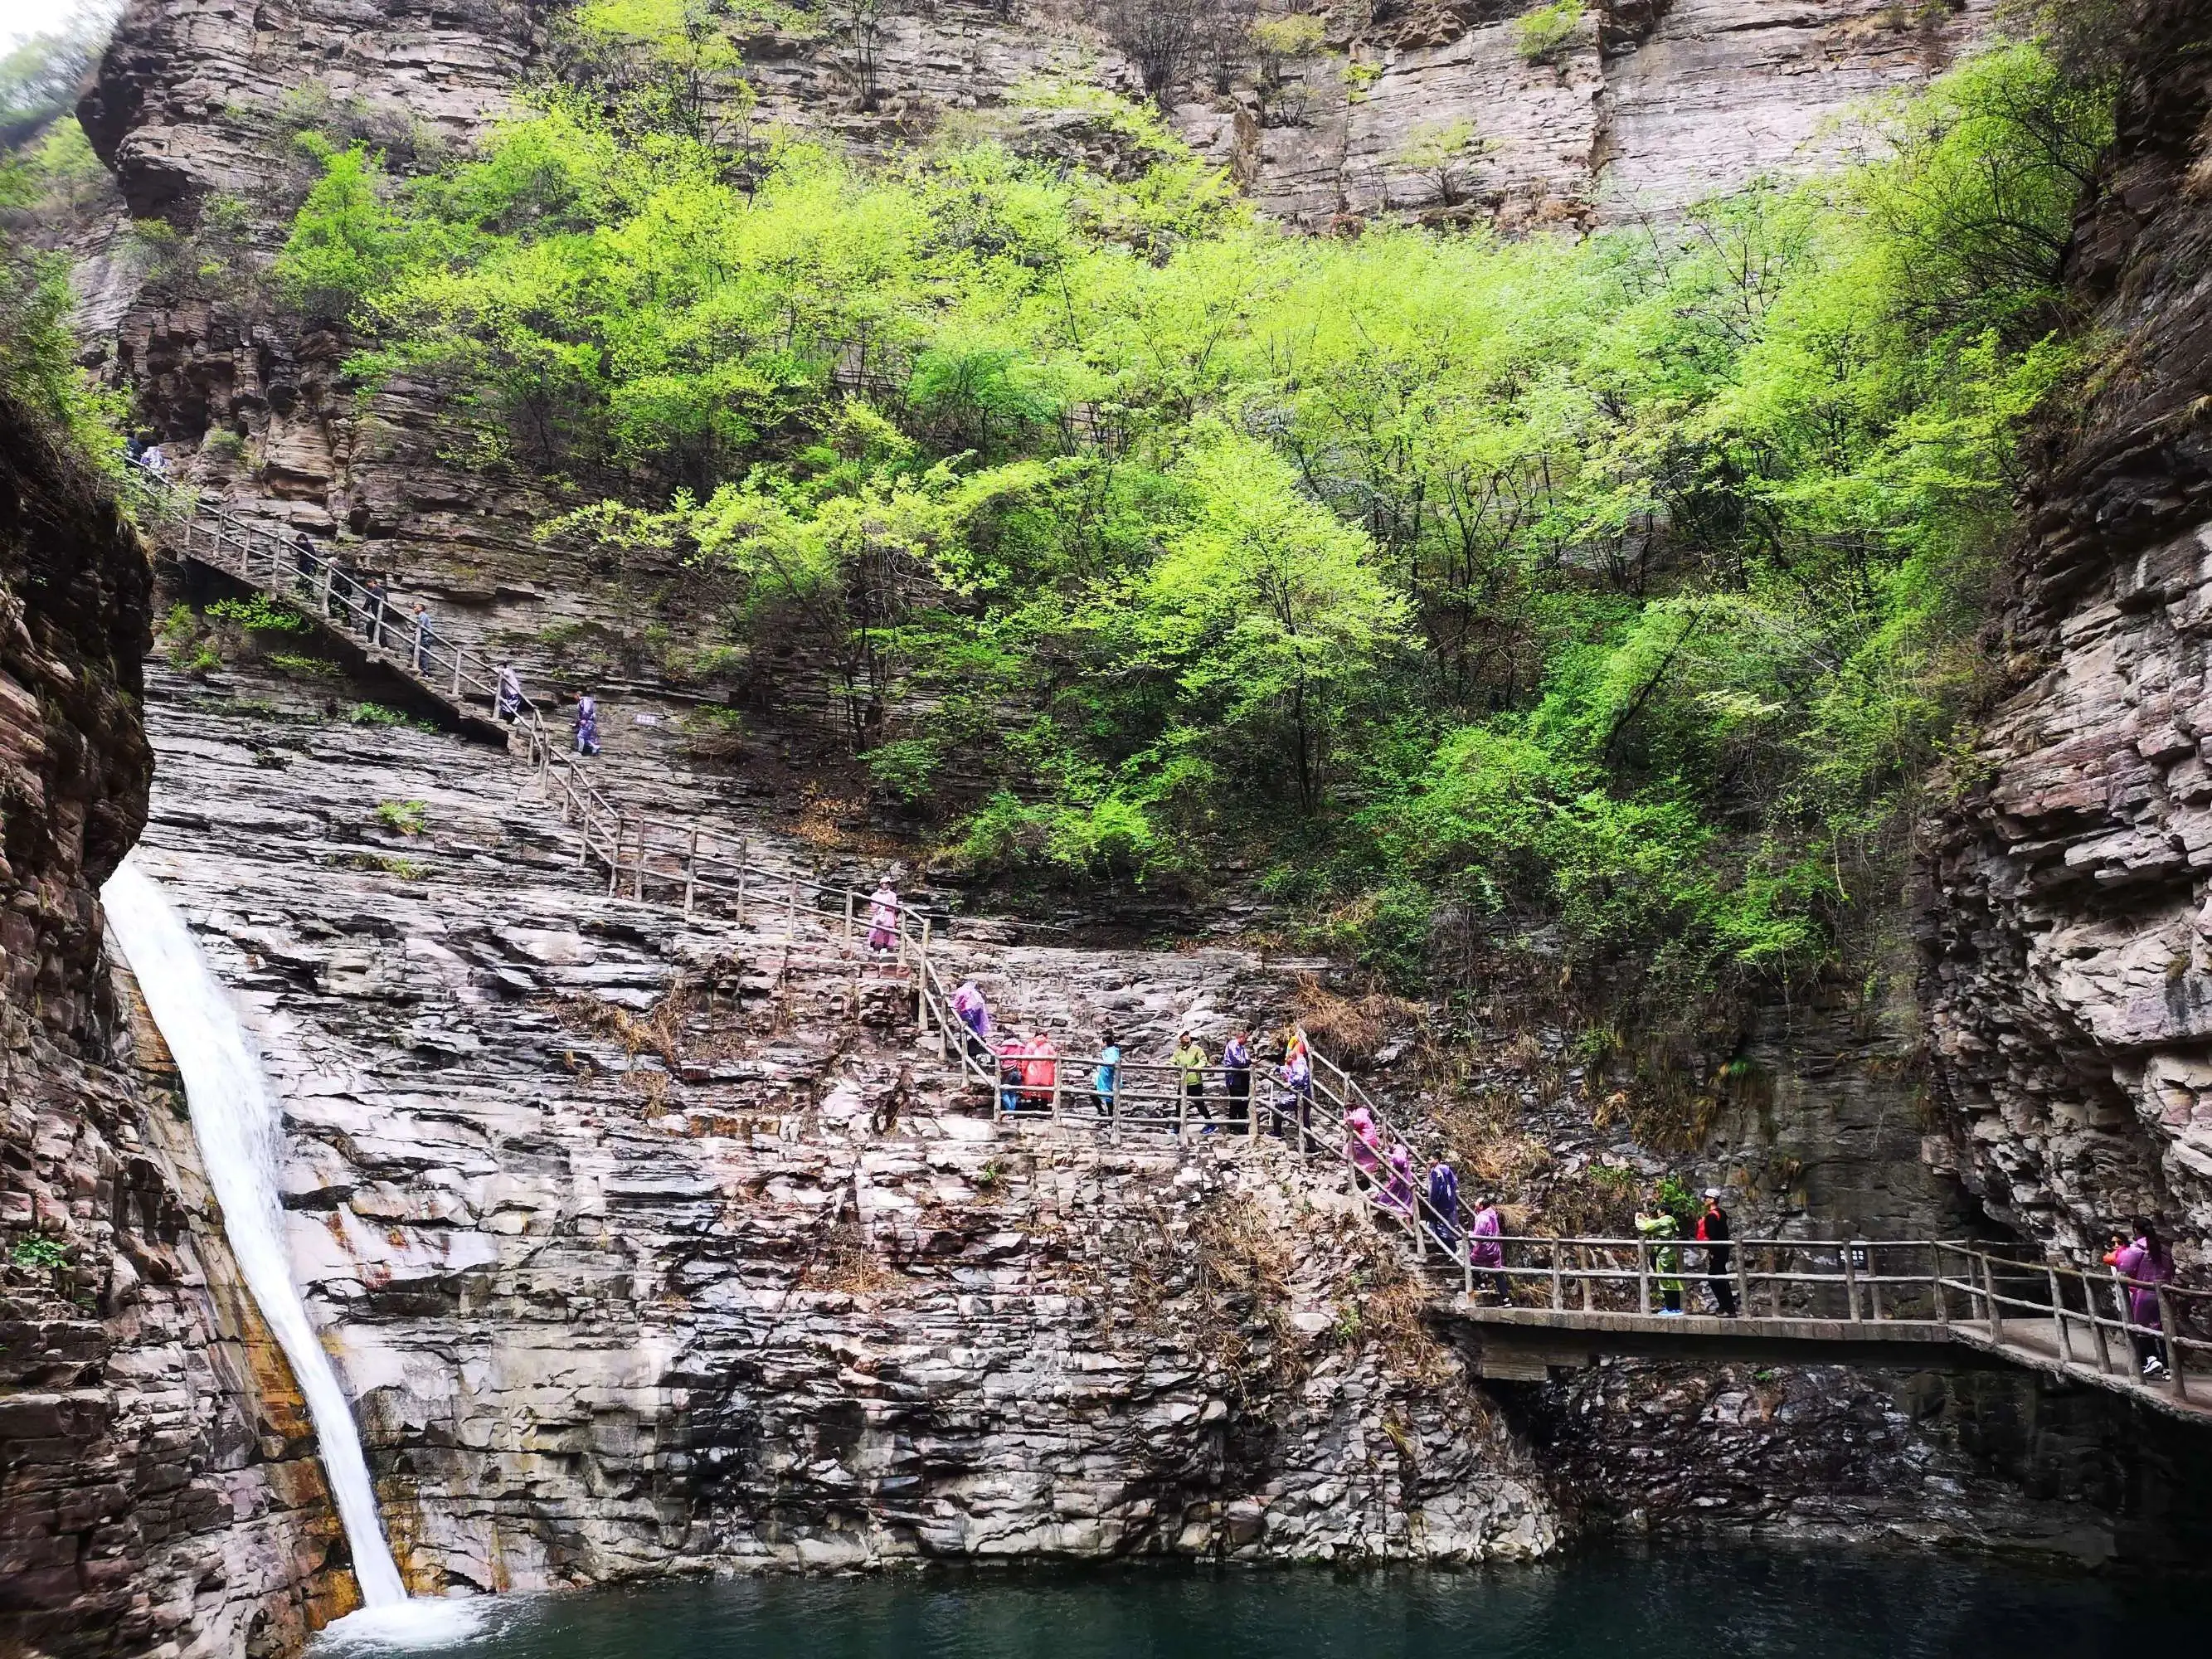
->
1698;1189;1738;1317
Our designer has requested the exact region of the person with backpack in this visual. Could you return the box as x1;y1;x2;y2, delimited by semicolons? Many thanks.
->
1696;1188;1738;1316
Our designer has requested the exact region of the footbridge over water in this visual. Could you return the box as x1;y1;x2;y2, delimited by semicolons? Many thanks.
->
135;469;2212;1433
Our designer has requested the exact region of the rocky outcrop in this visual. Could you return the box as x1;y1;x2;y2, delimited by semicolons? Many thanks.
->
123;653;1557;1590
1922;2;2212;1262
0;403;348;1653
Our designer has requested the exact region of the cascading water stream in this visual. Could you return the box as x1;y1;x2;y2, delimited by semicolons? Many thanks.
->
102;858;409;1608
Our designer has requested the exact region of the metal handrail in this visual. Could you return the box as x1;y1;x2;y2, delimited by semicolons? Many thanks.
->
136;464;2205;1411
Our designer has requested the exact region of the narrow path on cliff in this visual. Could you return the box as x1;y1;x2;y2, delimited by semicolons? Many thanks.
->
136;467;2212;1433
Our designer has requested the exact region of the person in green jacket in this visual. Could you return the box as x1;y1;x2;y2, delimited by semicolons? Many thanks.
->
1635;1204;1685;1315
1171;1032;1212;1128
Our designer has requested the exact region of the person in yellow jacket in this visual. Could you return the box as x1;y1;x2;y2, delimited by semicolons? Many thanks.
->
1170;1032;1212;1128
1635;1204;1685;1315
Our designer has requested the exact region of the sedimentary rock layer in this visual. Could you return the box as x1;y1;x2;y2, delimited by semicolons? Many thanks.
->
1922;2;2212;1260
0;403;347;1653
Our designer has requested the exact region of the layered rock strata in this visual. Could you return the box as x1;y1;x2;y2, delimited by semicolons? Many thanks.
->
126;656;1557;1589
0;404;347;1655
1922;2;2212;1260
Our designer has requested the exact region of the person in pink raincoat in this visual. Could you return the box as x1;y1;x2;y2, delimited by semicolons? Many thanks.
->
1382;1142;1416;1216
1344;1104;1382;1186
1469;1194;1506;1301
867;881;898;957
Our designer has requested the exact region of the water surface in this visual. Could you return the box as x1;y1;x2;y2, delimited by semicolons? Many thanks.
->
313;1546;2196;1658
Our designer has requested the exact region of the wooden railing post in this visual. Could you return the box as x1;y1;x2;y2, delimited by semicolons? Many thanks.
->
1979;1251;2005;1345
683;825;699;917
843;891;854;940
1931;1244;1948;1329
1734;1243;1752;1323
632;818;649;900
2047;1265;2073;1365
607;816;624;896
1550;1247;1563;1312
735;840;749;924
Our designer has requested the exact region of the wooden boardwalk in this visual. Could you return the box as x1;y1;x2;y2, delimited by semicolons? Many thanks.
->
139;469;2212;1430
1441;1239;2212;1423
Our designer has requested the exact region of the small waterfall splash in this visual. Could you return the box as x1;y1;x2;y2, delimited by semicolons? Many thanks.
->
102;859;408;1608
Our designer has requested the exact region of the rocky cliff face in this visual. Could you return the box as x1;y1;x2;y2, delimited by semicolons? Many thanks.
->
124;652;1556;1589
1923;4;2212;1264
0;406;350;1654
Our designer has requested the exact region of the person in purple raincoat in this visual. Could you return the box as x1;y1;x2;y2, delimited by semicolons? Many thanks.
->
1470;1194;1505;1301
574;693;602;756
2105;1217;2176;1379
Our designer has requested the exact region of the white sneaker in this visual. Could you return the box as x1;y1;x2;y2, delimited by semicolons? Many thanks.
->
2143;1357;2168;1378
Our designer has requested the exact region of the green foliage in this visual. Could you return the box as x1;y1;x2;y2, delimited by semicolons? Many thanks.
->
1514;1;1584;65
208;594;310;633
273;135;406;323
1249;14;1327;61
8;1235;69;1272
0;246;131;471
265;651;341;678
347;701;411;726
373;798;429;834
289;32;2115;1038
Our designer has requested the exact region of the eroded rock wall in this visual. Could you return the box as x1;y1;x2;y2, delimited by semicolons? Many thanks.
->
0;405;348;1654
124;655;1558;1590
1922;2;2212;1262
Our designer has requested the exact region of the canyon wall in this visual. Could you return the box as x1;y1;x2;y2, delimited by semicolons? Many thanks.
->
1922;4;2212;1265
122;650;1557;1589
0;406;349;1653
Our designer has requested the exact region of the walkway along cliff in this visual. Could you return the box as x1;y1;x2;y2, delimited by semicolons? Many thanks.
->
16;1;2212;1652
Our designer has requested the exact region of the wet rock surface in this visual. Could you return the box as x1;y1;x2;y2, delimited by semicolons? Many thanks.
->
0;404;348;1655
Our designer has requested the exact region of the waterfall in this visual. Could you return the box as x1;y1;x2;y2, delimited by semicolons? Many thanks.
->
102;859;409;1608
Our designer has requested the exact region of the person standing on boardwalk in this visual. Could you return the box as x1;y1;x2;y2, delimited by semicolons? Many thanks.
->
1697;1189;1738;1317
1023;1032;1059;1111
495;664;524;722
1470;1193;1505;1301
574;692;602;757
1636;1203;1685;1315
2105;1218;2176;1379
1171;1031;1210;1126
1278;1046;1313;1148
1221;1028;1252;1130
410;602;435;671
1092;1030;1120;1118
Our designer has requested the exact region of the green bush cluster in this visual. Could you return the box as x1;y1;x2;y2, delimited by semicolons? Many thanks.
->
273;27;2112;1032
